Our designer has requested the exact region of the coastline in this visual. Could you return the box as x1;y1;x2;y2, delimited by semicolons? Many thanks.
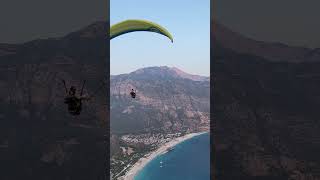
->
121;131;208;180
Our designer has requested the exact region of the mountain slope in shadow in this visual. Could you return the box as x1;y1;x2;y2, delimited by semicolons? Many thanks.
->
0;22;108;180
213;22;320;180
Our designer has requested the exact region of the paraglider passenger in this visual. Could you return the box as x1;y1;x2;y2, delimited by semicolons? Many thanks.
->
64;86;89;115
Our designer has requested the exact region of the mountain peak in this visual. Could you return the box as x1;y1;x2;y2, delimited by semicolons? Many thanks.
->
65;21;108;39
170;67;209;81
213;21;320;62
130;66;209;81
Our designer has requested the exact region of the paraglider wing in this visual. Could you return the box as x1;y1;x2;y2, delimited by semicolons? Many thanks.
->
110;19;173;42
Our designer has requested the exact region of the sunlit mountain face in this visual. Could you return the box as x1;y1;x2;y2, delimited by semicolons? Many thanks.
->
110;66;210;134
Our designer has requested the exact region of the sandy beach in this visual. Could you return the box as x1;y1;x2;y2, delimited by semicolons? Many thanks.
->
121;131;208;180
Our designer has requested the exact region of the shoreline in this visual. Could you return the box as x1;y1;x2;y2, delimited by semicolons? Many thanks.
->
121;131;208;180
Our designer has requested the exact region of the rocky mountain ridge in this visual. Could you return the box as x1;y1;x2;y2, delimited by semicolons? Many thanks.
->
110;66;210;134
213;22;320;63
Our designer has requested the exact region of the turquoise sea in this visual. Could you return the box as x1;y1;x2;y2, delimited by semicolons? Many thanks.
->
134;133;210;180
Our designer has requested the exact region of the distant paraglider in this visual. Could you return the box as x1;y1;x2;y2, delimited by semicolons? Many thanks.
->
110;19;174;98
130;89;136;99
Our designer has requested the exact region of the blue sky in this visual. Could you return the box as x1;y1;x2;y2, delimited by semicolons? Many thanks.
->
110;0;210;76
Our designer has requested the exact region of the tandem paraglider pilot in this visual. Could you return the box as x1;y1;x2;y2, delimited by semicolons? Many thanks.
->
62;80;90;116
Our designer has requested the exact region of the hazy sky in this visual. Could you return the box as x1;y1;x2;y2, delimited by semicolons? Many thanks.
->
215;0;320;48
110;0;210;76
0;0;107;43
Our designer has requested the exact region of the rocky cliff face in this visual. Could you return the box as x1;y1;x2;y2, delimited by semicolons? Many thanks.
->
213;22;320;180
110;66;210;134
0;22;108;180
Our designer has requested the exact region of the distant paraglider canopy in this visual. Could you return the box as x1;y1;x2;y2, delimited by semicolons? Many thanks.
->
110;19;173;100
110;19;173;42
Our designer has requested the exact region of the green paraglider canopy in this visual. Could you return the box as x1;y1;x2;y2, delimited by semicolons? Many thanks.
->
110;19;173;42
